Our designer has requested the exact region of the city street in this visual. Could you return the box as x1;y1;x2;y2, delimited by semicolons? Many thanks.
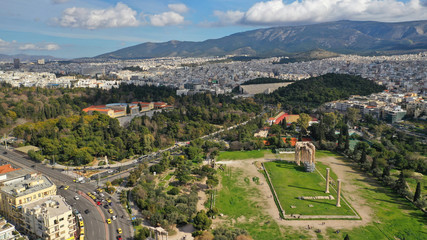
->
0;146;132;240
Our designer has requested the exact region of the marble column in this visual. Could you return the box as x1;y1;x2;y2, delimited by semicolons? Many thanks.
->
336;179;342;207
325;168;330;193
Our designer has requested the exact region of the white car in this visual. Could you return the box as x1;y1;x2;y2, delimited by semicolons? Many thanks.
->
74;196;79;200
112;215;117;220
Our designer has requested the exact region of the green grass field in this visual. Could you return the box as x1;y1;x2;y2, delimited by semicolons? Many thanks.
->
315;150;340;158
217;150;271;161
264;161;355;216
215;150;427;240
216;167;285;239
326;175;427;240
216;167;320;239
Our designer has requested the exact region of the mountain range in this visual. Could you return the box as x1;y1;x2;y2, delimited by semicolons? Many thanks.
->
96;20;427;59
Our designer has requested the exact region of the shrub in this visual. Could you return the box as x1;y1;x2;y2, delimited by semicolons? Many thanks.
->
167;187;180;195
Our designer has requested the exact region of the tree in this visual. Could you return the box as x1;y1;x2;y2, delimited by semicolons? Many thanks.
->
297;113;311;135
343;125;350;151
126;104;130;114
105;181;112;191
193;210;212;230
413;182;421;202
394;171;408;195
135;227;151;240
28;150;44;162
382;166;390;178
337;130;343;151
346;108;360;126
195;231;214;240
323;112;337;131
371;157;377;171
344;234;350;240
360;149;367;164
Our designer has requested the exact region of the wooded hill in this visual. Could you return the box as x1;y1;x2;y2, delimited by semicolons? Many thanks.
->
257;73;386;113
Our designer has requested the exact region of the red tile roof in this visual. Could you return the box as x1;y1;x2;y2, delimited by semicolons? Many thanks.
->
0;164;20;174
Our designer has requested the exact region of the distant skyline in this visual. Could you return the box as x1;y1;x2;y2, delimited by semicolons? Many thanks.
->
1;0;426;59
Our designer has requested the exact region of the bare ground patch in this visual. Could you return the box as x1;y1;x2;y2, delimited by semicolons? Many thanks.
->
217;154;373;231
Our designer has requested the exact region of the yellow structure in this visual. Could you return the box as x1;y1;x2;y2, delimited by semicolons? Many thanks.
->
0;174;56;229
22;195;76;240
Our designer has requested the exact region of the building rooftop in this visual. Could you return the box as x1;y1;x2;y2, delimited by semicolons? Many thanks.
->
0;218;15;233
23;195;72;218
1;174;55;198
0;162;34;185
0;164;20;175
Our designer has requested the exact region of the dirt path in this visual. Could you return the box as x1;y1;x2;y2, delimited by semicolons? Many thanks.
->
217;154;373;231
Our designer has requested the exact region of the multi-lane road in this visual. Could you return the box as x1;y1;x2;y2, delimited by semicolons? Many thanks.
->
0;116;260;240
0;147;132;240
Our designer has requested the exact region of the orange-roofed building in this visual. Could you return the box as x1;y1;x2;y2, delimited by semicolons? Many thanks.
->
0;164;20;175
83;106;115;118
281;137;297;146
132;102;154;112
153;102;168;109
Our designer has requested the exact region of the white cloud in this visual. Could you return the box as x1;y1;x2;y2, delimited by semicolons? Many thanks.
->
168;3;189;14
51;0;71;4
0;39;60;53
54;2;140;29
149;11;185;26
212;0;427;26
213;10;245;26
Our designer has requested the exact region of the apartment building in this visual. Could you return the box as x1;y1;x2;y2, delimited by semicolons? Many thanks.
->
22;195;75;240
0;218;16;240
0;174;56;228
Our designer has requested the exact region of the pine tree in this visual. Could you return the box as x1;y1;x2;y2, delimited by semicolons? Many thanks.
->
394;170;407;195
337;132;342;150
413;182;421;202
319;117;325;145
344;132;350;151
382;166;390;178
341;124;350;151
360;149;367;164
371;157;377;171
344;234;350;240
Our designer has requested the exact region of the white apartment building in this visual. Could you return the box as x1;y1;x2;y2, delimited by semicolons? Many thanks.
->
0;219;16;240
22;195;75;240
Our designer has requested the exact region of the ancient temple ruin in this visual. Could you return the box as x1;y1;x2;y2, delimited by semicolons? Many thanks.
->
295;142;316;172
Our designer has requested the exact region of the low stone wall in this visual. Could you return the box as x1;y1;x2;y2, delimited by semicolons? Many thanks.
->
300;195;335;200
285;214;360;220
262;162;285;218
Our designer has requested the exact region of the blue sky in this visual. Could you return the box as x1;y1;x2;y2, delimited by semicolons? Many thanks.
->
0;0;426;58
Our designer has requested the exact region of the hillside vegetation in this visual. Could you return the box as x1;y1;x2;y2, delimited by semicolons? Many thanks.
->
241;77;294;85
257;73;386;113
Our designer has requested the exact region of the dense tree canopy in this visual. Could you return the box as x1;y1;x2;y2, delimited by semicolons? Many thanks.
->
256;73;386;113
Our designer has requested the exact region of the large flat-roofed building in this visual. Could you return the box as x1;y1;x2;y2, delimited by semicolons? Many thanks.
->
0;174;56;227
83;101;164;118
132;102;154;112
82;105;115;118
22;195;76;240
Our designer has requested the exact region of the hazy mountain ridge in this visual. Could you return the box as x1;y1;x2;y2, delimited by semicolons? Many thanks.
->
96;20;427;59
